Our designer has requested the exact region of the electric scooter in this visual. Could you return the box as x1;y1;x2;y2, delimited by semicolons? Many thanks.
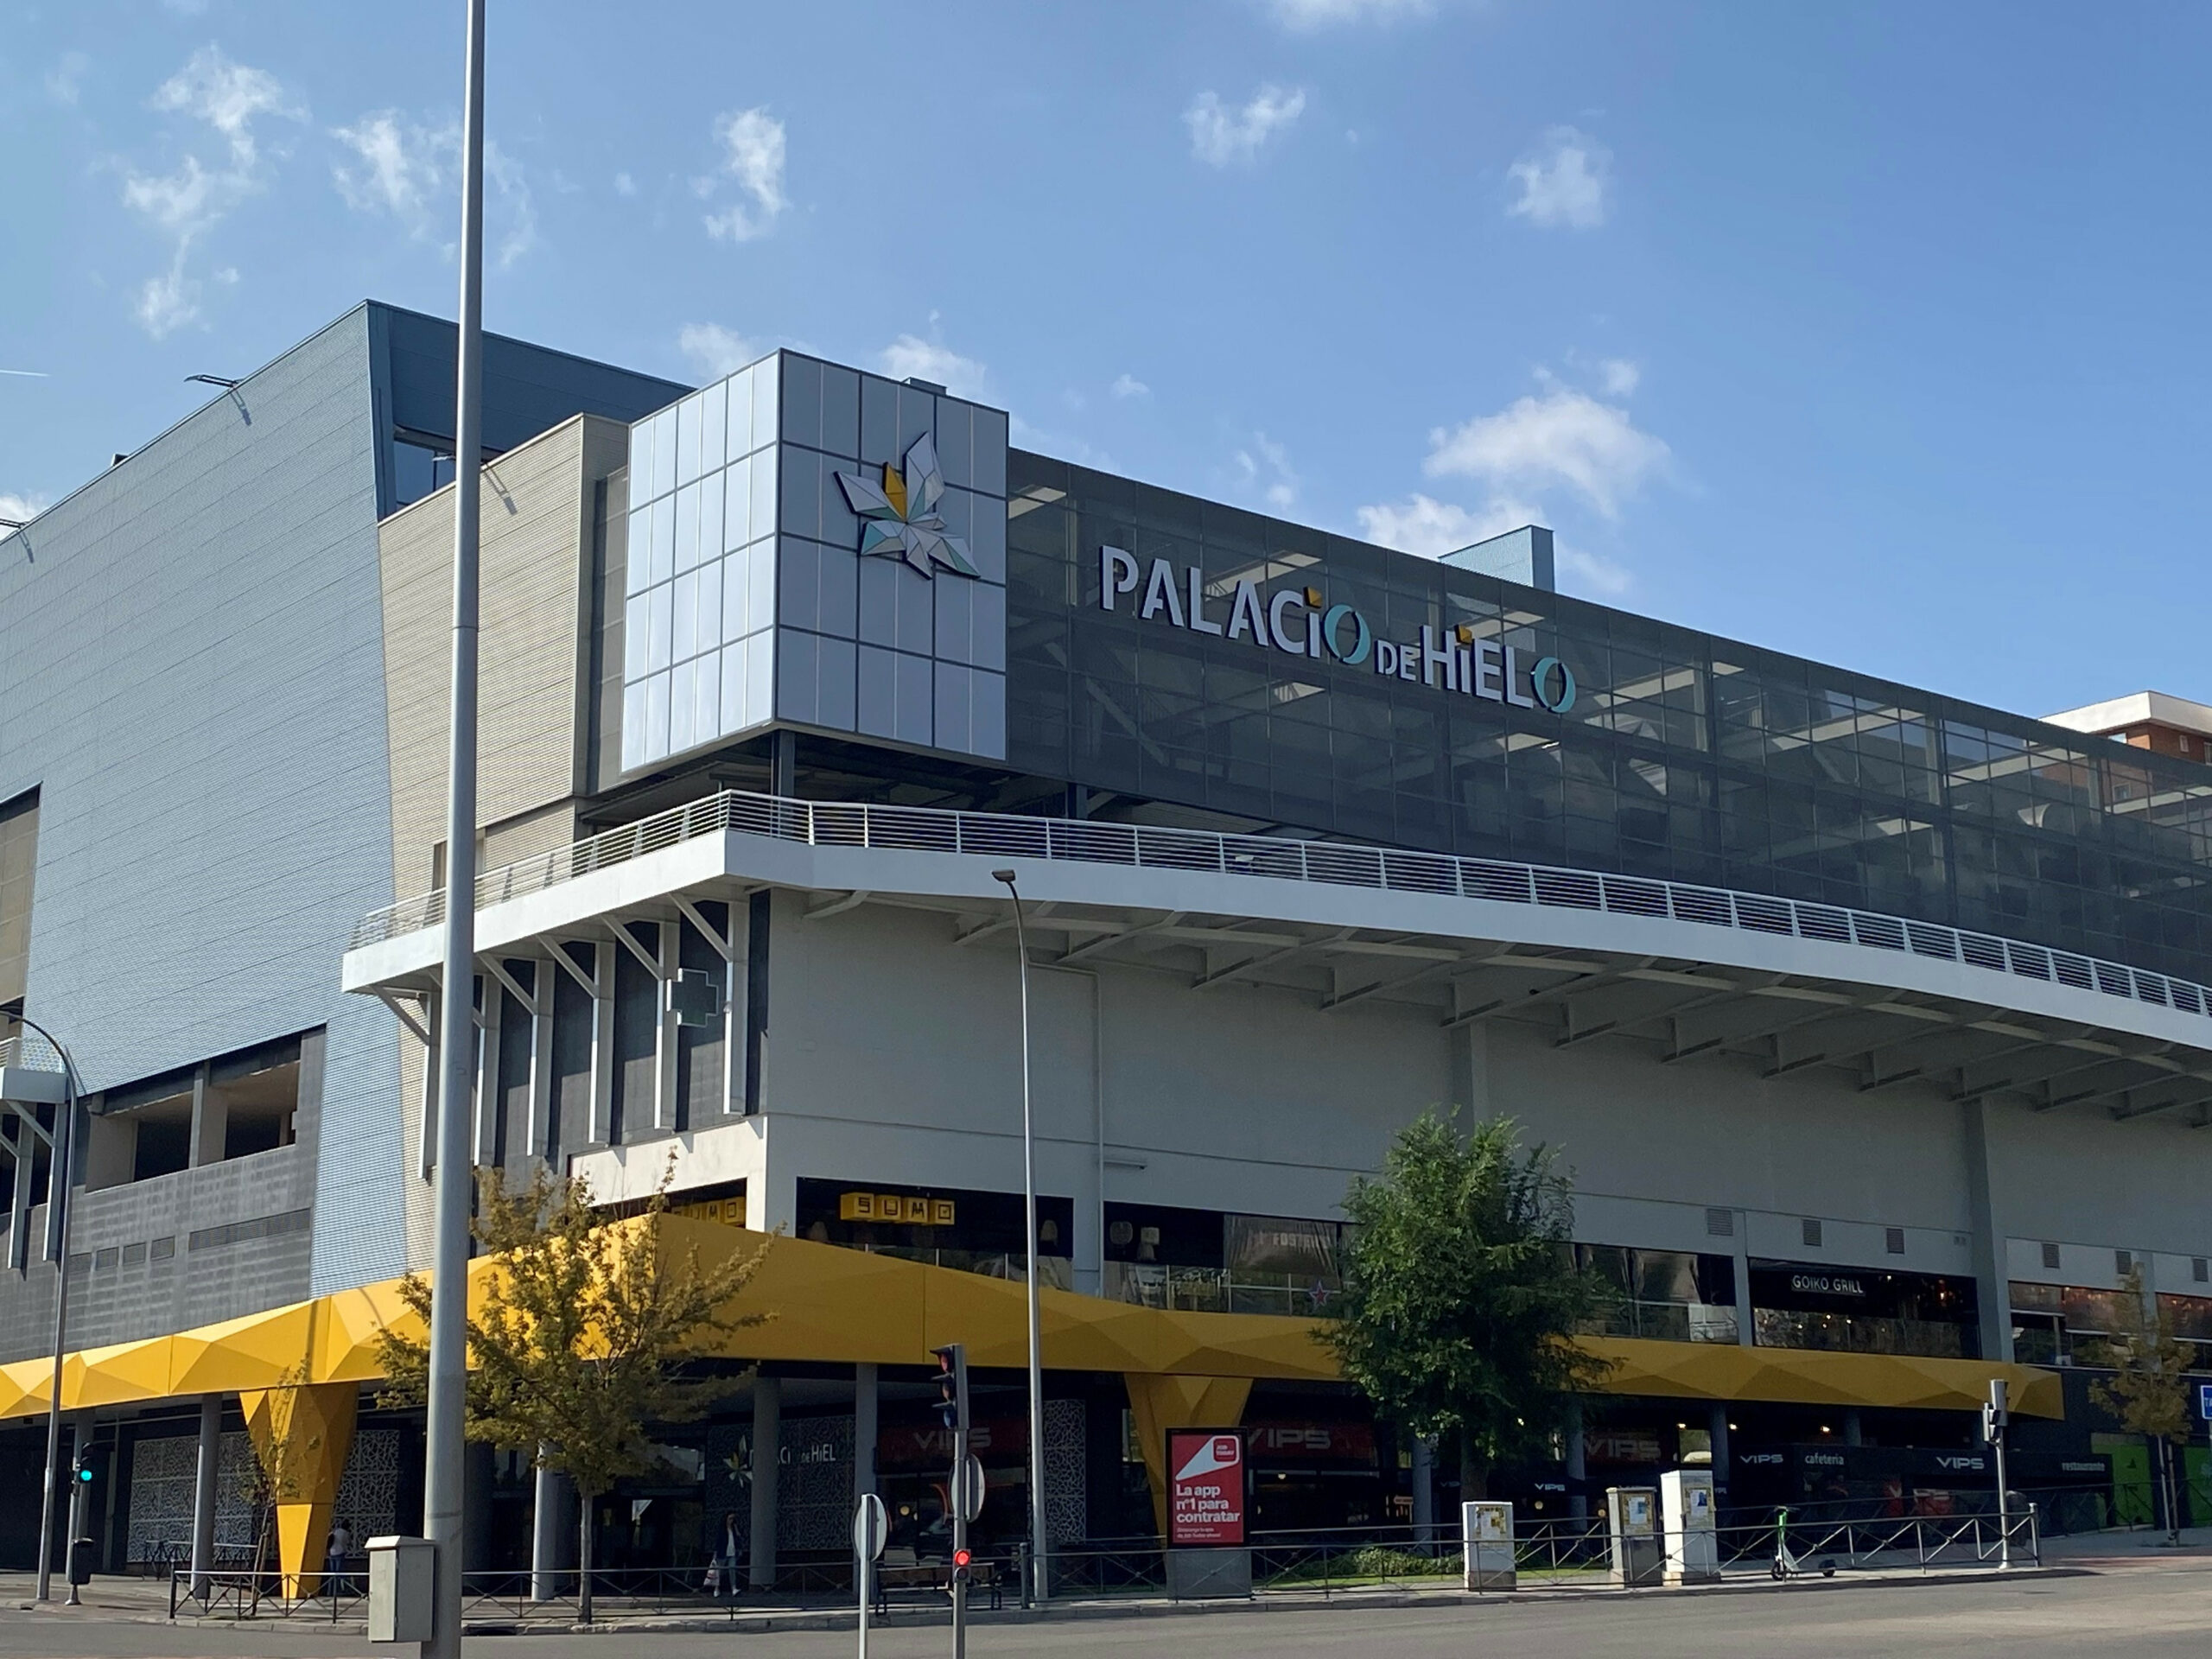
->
1770;1507;1836;1580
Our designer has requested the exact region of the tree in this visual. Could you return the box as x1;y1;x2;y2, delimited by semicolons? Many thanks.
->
1326;1110;1611;1499
2091;1267;2192;1544
377;1166;772;1622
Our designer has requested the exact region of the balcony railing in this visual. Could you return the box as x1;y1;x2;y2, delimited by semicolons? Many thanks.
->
1580;1298;1742;1345
1103;1261;1340;1318
1752;1308;1974;1360
346;788;2212;1029
0;1029;64;1073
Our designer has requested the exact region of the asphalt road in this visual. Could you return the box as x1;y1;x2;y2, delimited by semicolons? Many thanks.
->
6;1561;2209;1659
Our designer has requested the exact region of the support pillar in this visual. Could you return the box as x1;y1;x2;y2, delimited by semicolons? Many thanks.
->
1410;1434;1434;1542
655;921;681;1131
462;1442;494;1573
748;1374;780;1590
526;963;554;1160
770;729;796;798
473;975;500;1167
1123;1373;1252;1539
1731;1213;1756;1349
190;1395;221;1596
1566;1401;1588;1523
853;1363;878;1505
589;943;615;1146
1963;1100;2014;1362
1842;1409;1863;1447
239;1382;359;1597
1708;1405;1732;1503
530;1459;575;1600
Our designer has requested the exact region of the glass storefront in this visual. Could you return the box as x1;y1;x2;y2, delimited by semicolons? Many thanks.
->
1750;1262;1979;1358
1574;1244;1740;1344
1005;452;2212;986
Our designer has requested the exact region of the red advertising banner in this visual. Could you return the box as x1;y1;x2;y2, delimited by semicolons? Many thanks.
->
1167;1429;1248;1547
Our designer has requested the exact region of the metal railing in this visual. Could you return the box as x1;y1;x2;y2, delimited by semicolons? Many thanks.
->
347;788;2212;1027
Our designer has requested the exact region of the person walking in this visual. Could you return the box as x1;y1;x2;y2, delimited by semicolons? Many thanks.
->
702;1510;741;1599
325;1517;354;1599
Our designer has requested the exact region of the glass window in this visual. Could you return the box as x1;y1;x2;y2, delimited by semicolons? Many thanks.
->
674;483;701;577
670;659;696;754
623;592;650;682
647;496;675;587
625;506;652;597
644;670;671;760
698;381;725;476
648;406;677;502
750;447;779;542
622;680;647;764
699;470;724;574
693;650;721;745
696;560;723;660
722;551;750;643
675;392;704;488
671;570;699;665
724;460;752;555
724;366;753;463
721;639;749;734
629;418;658;505
645;582;673;674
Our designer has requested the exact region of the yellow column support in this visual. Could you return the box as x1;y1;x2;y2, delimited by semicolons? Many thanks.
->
239;1381;358;1596
1123;1373;1253;1540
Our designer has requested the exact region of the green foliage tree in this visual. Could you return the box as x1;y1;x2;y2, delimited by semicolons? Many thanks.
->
2091;1267;2193;1543
1326;1110;1611;1499
377;1166;771;1621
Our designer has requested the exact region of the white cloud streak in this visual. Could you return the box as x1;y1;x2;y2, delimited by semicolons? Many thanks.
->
329;114;537;267
1268;0;1433;23
1425;385;1667;519
880;334;988;402
1110;372;1149;399
1231;432;1299;511
702;108;788;242
1507;125;1611;230
678;322;760;381
1185;85;1306;167
121;48;301;338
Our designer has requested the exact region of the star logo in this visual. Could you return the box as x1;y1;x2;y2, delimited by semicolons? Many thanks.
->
835;432;978;580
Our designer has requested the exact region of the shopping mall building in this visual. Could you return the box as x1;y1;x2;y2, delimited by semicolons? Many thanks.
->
3;301;2209;1580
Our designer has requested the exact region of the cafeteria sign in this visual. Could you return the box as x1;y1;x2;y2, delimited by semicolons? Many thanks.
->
1167;1429;1248;1547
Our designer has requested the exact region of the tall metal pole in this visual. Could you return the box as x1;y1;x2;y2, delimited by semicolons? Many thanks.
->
990;871;1048;1604
423;3;487;1654
21;1013;82;1604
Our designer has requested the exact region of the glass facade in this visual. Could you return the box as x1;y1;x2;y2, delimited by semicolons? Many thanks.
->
1006;451;2212;984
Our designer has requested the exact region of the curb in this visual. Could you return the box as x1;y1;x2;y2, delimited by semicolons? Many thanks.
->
110;1562;2087;1637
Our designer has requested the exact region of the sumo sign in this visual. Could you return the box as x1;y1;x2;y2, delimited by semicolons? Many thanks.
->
1168;1430;1248;1547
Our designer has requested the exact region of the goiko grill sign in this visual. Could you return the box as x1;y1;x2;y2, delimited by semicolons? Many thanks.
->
1099;546;1578;715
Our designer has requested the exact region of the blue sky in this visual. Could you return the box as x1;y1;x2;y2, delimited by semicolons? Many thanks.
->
5;1;2207;722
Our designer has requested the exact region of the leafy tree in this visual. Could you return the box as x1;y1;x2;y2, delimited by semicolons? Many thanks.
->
377;1166;771;1621
2091;1267;2193;1543
1326;1110;1611;1499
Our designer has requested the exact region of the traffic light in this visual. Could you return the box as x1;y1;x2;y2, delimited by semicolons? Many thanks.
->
1981;1379;2009;1446
931;1343;969;1437
951;1545;972;1585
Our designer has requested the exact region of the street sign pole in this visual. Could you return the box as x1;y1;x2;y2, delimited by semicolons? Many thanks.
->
853;1492;887;1659
1984;1378;2012;1569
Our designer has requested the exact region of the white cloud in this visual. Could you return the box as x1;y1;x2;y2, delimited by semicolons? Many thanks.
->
331;111;446;218
678;322;760;381
702;108;787;242
1356;491;1632;596
46;51;89;106
1599;358;1640;397
0;492;52;525
1110;372;1149;399
1556;544;1631;596
880;334;988;402
1231;432;1299;511
1185;85;1306;167
329;114;536;265
1507;125;1611;230
120;49;300;339
1425;384;1667;519
1267;0;1433;25
1356;493;1541;558
613;170;637;197
149;45;300;168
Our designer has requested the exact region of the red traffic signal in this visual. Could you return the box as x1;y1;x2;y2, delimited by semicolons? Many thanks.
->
952;1548;971;1568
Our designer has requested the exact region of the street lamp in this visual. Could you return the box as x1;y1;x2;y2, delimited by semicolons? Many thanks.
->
13;1012;85;1605
989;869;1048;1604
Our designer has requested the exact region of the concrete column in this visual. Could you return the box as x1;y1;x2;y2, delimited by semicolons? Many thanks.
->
748;1374;780;1590
1565;1402;1587;1523
1842;1409;1864;1447
1732;1214;1756;1348
1410;1434;1434;1541
190;1395;221;1596
474;975;501;1166
417;995;440;1179
527;963;554;1160
462;1442;494;1573
655;921;681;1131
1708;1405;1732;1503
852;1363;878;1505
530;1459;575;1601
589;944;616;1145
189;1070;227;1169
1962;1100;2014;1362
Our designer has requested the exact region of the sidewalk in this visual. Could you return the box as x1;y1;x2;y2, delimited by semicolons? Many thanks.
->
1;1554;2087;1640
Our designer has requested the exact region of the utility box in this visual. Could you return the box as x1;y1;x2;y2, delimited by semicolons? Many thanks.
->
1461;1500;1516;1590
1166;1548;1252;1599
366;1536;435;1643
67;1537;94;1586
1660;1469;1719;1585
1606;1486;1663;1587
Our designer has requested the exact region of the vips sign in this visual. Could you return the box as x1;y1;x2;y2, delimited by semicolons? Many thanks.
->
1167;1430;1248;1547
